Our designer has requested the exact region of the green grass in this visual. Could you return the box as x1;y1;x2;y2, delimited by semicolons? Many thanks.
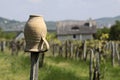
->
0;51;30;80
0;50;120;80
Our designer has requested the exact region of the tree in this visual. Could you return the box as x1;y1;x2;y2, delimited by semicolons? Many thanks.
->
109;20;120;40
94;27;110;40
100;33;109;40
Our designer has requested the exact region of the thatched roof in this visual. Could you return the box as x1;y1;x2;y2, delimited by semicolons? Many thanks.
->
56;20;97;35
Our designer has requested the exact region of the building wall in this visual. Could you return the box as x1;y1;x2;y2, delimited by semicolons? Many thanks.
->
81;34;93;40
58;34;93;40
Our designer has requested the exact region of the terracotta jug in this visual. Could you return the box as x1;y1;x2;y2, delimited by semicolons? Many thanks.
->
24;15;49;52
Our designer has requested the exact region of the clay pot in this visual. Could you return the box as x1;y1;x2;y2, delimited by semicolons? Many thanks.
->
24;15;49;52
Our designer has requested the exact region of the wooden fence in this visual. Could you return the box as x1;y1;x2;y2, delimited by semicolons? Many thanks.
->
49;40;120;80
0;40;120;80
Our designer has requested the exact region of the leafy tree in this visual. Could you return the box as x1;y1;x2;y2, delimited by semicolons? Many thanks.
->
100;33;109;40
109;20;120;40
94;27;110;40
101;27;110;34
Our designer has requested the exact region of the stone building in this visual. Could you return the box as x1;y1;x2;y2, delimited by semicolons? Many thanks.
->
56;20;97;40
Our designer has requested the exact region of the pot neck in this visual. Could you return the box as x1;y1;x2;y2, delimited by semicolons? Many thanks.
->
30;15;42;18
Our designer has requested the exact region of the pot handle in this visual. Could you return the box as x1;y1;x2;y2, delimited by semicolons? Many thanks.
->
39;37;49;53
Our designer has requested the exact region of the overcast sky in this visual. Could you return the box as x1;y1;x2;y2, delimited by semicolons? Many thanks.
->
0;0;120;21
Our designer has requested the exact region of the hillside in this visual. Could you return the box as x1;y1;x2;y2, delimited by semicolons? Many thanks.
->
95;16;120;28
0;17;25;31
0;17;56;32
0;15;120;31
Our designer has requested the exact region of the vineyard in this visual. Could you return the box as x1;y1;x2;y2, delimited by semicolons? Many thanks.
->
50;40;120;80
0;39;120;80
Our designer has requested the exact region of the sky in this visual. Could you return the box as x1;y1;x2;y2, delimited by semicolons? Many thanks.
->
0;0;120;21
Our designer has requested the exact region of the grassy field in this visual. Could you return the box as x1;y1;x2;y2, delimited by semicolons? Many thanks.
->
0;50;120;80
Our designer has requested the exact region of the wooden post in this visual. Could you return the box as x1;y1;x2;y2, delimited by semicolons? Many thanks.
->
1;41;5;52
111;41;115;67
59;45;63;57
83;40;87;60
115;42;120;65
75;46;78;59
30;52;39;80
65;41;68;58
93;52;100;80
96;52;100;80
39;53;45;68
52;44;55;56
89;49;94;80
70;42;73;58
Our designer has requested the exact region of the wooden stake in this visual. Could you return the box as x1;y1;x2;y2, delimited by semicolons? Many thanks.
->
111;42;115;67
89;49;93;80
65;41;68;58
30;52;39;80
52;44;55;56
115;43;120;65
83;40;87;60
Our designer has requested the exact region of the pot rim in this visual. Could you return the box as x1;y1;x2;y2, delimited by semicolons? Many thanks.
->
30;15;43;17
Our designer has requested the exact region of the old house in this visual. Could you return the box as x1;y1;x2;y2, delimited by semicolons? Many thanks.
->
56;20;97;40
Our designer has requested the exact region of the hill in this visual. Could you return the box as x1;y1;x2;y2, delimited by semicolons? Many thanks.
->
0;17;56;32
0;15;120;31
95;15;120;28
0;17;25;31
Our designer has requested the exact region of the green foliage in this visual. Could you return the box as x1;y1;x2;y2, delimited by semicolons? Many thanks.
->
101;27;110;34
0;28;16;40
94;27;110;40
109;20;120;40
100;56;107;80
100;33;109;40
2;32;16;39
94;20;120;40
46;32;56;41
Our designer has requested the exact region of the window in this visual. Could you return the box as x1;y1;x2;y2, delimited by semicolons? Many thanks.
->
84;23;90;26
84;22;92;27
71;26;79;30
73;34;76;39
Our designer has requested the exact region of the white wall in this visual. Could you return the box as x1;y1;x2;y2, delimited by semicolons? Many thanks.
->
58;34;93;40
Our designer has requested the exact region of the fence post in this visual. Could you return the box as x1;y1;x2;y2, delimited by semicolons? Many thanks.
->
52;44;55;56
1;41;5;52
70;42;73;58
59;45;63;57
111;41;115;67
65;40;68;58
83;40;87;60
30;52;39;80
89;49;94;80
96;52;100;80
115;42;120;65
